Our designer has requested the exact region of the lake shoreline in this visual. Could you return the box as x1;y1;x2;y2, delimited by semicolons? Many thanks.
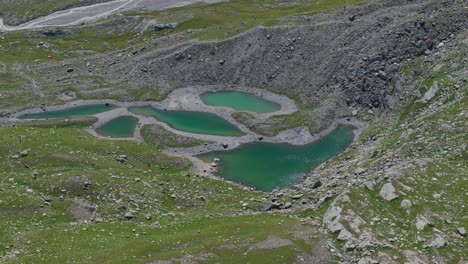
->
165;118;367;182
2;85;366;192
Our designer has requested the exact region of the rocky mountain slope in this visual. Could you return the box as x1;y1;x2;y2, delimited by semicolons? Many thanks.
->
31;0;467;132
0;0;466;263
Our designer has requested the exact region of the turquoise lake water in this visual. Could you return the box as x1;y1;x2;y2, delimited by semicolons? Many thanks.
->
200;91;281;113
198;125;356;191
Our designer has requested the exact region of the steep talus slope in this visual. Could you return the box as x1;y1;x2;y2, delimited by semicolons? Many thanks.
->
283;31;467;262
111;0;465;110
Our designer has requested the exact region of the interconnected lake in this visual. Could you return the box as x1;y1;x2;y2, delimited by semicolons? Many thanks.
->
15;98;357;192
19;104;116;119
200;91;281;113
96;116;138;138
129;105;244;136
198;125;356;191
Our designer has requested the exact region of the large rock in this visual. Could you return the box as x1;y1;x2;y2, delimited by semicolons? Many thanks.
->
424;235;447;249
154;23;176;32
363;181;375;190
324;206;343;233
416;215;429;231
261;203;274;212
457;227;467;237
328;221;344;234
19;150;29;157
379;182;398;201
401;199;412;210
343;209;365;234
422;81;439;103
337;228;354;241
124;212;135;220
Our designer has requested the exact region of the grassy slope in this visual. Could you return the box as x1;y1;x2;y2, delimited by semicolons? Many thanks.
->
132;0;363;40
0;123;327;263
0;0;363;63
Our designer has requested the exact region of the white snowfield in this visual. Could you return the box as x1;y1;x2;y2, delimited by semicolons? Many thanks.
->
0;0;227;31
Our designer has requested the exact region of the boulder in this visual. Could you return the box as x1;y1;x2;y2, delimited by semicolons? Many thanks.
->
337;228;354;241
324;206;343;233
292;194;303;199
328;221;344;234
457;227;466;237
416;215;429;231
19;150;29;157
344;239;357;252
424;235;447;249
312;180;322;189
154;23;176;32
401;199;412;210
363;181;375;190
124;212;135;220
379;182;398;201
261;203;274;212
422;81;439;103
354;167;367;175
116;155;128;163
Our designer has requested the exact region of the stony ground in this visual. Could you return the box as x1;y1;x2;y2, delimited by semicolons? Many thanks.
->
0;0;467;263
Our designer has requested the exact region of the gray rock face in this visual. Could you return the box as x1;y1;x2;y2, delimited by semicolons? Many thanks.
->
379;183;398;201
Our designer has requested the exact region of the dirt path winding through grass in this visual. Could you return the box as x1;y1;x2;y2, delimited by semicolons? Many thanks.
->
0;0;227;32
